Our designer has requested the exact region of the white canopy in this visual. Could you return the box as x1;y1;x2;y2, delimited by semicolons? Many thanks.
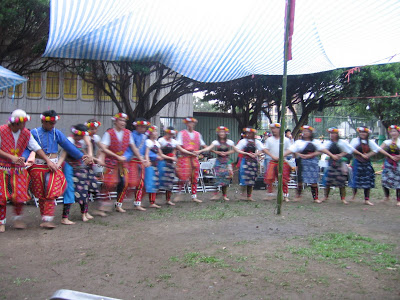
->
44;0;400;82
0;66;27;90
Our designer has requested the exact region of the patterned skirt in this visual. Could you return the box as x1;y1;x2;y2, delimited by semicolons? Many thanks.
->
299;157;319;184
87;165;99;195
381;160;400;189
28;164;67;200
0;164;30;205
159;160;175;191
145;161;160;193
350;159;375;189
214;158;232;187
239;157;258;186
323;160;348;187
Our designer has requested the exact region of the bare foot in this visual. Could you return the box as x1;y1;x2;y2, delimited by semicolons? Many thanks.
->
381;197;390;203
61;218;75;225
40;222;57;229
174;194;184;202
314;200;322;204
115;206;126;213
93;210;107;217
342;199;349;205
396;202;400;206
223;196;230;201
349;196;356;202
166;201;175;206
149;204;161;209
192;198;203;203
292;196;302;202
82;214;89;222
247;197;256;202
13;220;27;229
134;206;146;211
210;194;220;200
321;197;328;202
98;205;112;212
284;197;290;202
0;225;5;232
85;213;94;220
364;200;374;206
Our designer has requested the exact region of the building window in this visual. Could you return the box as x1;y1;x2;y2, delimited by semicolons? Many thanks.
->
27;72;42;99
99;75;112;101
63;72;78;100
8;84;24;99
0;89;5;98
131;82;138;102
81;75;95;101
46;72;60;99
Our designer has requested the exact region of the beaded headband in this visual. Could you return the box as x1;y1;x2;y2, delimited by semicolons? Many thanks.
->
388;125;400;132
133;120;150;126
269;123;281;128
146;125;158;136
301;125;315;132
85;121;101;128
164;128;177;135
71;127;89;136
183;117;198;124
243;127;257;133
327;127;339;133
356;127;370;133
40;114;60;122
111;112;128;121
9;115;31;124
216;126;229;133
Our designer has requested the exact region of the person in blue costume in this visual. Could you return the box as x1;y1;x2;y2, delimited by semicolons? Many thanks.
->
124;118;150;211
28;110;91;229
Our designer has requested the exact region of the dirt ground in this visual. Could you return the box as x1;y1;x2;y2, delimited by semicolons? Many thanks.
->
0;186;399;300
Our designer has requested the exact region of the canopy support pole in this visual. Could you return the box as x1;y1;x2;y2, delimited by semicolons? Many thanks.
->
276;0;292;215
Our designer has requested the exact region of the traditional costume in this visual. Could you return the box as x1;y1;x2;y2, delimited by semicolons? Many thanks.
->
84;120;102;199
263;123;291;199
381;125;400;204
30;112;83;223
124;120;150;207
236;128;264;199
176;118;206;200
0;111;41;227
101;113;136;209
158;130;178;203
349;127;380;203
288;126;322;202
144;136;161;205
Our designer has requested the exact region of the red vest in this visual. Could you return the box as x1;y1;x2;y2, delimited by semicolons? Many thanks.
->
0;124;30;162
107;128;131;157
181;130;201;152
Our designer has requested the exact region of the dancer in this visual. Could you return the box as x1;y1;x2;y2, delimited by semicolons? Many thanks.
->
349;126;391;205
100;113;144;213
321;127;366;204
284;125;325;203
29;110;88;228
58;124;94;224
125;118;151;211
85;119;103;199
0;110;57;232
236;127;264;201
175;117;206;203
197;126;247;201
263;123;292;202
377;125;400;206
144;126;175;208
158;127;180;206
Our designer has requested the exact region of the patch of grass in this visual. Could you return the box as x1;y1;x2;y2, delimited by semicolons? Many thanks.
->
13;278;36;286
91;219;110;226
174;252;230;268
169;256;179;262
78;260;88;266
235;255;248;263
158;274;172;281
287;233;399;271
232;267;244;273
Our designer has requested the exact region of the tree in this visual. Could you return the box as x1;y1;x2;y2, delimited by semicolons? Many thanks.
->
64;60;200;127
0;0;54;74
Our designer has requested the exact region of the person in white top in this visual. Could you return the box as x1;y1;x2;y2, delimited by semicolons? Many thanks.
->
196;126;249;201
0;109;56;232
100;113;145;213
158;127;181;206
236;127;265;201
320;127;366;204
349;126;391;206
263;123;292;202
144;126;175;208
174;117;206;203
284;125;328;203
376;125;400;206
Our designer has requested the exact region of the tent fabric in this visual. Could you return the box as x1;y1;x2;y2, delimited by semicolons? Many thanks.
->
44;0;400;83
0;66;27;90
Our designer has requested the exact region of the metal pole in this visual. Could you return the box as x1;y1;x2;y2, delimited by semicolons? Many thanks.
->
276;0;292;215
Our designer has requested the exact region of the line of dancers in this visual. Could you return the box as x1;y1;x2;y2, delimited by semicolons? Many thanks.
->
1;109;399;232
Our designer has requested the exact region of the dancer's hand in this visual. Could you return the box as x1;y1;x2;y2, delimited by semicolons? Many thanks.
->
270;155;279;161
117;156;127;162
48;161;58;172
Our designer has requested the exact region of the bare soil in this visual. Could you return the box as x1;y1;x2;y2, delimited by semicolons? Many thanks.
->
0;187;399;300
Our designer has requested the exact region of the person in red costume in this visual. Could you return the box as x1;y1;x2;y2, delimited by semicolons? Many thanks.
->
0;110;58;232
175;117;207;203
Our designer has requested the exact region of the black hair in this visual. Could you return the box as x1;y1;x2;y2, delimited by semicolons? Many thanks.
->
42;110;58;117
135;117;148;122
167;126;175;130
285;129;291;134
302;130;314;141
74;124;87;132
87;118;99;123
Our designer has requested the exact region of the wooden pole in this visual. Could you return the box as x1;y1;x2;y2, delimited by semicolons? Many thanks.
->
276;0;292;215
